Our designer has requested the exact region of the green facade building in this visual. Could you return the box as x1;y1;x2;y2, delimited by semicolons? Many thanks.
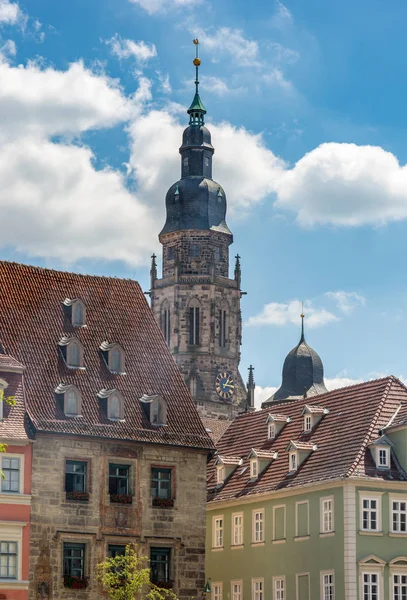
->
206;374;407;600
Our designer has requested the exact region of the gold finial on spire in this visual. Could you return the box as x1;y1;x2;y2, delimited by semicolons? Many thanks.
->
193;38;201;66
300;302;305;341
300;300;305;319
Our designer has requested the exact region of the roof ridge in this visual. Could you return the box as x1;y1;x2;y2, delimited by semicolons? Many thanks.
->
0;260;139;283
346;376;394;478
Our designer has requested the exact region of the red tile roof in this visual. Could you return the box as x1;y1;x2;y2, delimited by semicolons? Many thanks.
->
0;262;213;451
208;377;407;502
0;370;31;441
201;417;232;444
0;354;25;373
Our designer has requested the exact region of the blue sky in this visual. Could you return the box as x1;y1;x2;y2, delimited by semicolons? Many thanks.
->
2;0;407;404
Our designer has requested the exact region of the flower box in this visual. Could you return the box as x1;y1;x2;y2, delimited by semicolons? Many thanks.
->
66;490;89;502
63;575;88;589
152;497;174;508
110;493;133;504
156;580;174;590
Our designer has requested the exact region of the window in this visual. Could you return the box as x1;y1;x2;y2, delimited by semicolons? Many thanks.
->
219;309;227;348
231;581;242;600
321;572;335;600
109;464;130;495
296;501;309;537
393;574;407;600
0;379;7;421
110;346;124;373
321;497;334;533
363;572;379;600
290;452;297;472
361;496;380;531
65;339;84;368
212;583;223;600
268;423;275;440
250;459;259;479
378;447;390;469
189;304;200;345
63;543;85;579
150;548;171;585
216;466;225;485
108;545;126;558
213;516;223;548
273;505;286;541
151;468;172;500
252;578;264;600
108;393;123;420
1;457;20;493
65;387;81;416
252;510;264;543
304;415;312;432
65;460;87;493
189;244;200;258
391;499;407;533
162;307;171;345
72;301;86;327
232;513;243;546
0;542;17;579
167;246;175;261
150;397;166;425
273;577;285;600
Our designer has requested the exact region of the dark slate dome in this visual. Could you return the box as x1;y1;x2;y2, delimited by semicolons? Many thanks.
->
263;320;327;406
181;124;213;149
160;178;231;235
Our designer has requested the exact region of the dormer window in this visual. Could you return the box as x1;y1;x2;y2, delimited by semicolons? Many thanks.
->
97;389;125;421
369;435;394;470
302;405;328;432
287;441;317;473
290;452;297;472
216;465;225;484
58;337;85;369
55;384;82;417
304;415;312;432
266;414;291;439
139;394;167;426
378;448;389;468
250;458;259;479
0;378;8;421
268;423;275;439
63;298;86;327
100;342;125;374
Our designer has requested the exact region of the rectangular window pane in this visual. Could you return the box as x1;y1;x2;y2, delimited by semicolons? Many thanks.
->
65;460;87;493
274;506;285;540
274;578;285;600
151;468;172;500
0;541;17;579
150;547;171;585
297;502;309;537
109;464;130;495
63;543;85;578
108;545;126;558
1;457;20;493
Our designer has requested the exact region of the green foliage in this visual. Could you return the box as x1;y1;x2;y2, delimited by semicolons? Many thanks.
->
0;389;16;407
96;545;179;600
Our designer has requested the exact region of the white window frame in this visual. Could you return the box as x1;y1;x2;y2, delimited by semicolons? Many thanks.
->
107;392;124;421
0;378;8;421
389;495;407;534
212;582;223;600
216;465;225;485
360;493;382;532
320;496;334;533
361;571;381;600
289;451;298;472
212;515;224;549
273;504;286;542
250;458;259;479
320;570;335;600
232;512;243;547
295;500;309;538
252;509;264;543
273;576;285;600
391;571;407;600
0;523;25;580
304;415;312;432
64;386;82;417
268;422;275;439
231;580;243;600
296;573;310;600
376;446;390;469
0;453;24;496
252;577;264;600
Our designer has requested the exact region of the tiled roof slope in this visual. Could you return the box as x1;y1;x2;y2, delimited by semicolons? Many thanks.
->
208;377;407;502
0;369;31;441
201;417;232;444
0;262;213;450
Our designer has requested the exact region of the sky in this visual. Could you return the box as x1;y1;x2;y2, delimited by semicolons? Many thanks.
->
1;0;407;407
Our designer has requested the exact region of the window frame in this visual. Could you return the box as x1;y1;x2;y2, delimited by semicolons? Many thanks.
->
188;303;200;346
216;465;225;485
107;392;124;421
273;576;285;600
252;509;264;544
107;544;126;558
212;582;223;600
0;540;18;579
391;572;407;600
376;446;390;469
252;577;264;600
212;515;224;549
151;466;173;501
320;570;335;600
108;345;125;374
295;500;309;538
219;308;227;348
360;493;382;532
66;339;84;369
289;451;298;472
65;459;88;494
320;496;335;534
0;379;8;421
63;542;86;579
150;547;171;586
250;458;259;479
304;415;312;432
268;422;276;440
63;386;82;417
389;495;407;534
1;454;23;494
361;571;381;600
273;504;286;542
232;512;243;547
108;463;130;496
71;300;86;327
231;580;243;600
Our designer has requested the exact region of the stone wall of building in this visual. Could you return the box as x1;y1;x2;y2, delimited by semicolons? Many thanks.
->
29;434;207;600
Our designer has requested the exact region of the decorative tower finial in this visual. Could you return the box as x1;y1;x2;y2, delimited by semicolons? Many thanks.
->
150;253;157;290
188;39;206;126
234;254;241;288
247;365;255;410
300;302;305;343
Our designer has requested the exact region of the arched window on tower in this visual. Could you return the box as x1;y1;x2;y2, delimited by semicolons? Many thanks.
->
161;301;171;346
188;299;200;346
218;303;228;348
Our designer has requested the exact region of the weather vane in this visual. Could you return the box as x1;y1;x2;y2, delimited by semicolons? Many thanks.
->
193;38;201;93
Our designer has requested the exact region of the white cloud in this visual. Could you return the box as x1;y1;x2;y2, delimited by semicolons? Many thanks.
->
254;385;277;410
201;76;233;96
193;26;260;67
129;0;200;15
246;299;338;329
274;143;407;227
157;71;172;94
263;67;294;92
268;41;299;64
325;291;366;314
0;0;23;25
325;376;363;390
106;34;157;63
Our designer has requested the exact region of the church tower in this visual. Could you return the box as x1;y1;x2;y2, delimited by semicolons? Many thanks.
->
150;40;248;420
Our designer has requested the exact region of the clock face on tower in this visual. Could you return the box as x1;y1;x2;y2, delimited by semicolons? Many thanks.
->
215;370;234;400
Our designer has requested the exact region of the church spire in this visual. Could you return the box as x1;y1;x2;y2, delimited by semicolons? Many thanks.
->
300;304;305;342
188;39;206;126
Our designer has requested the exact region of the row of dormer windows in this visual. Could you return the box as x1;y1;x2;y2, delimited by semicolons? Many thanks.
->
58;339;125;373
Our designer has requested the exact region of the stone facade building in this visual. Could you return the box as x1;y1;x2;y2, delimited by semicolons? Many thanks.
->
0;261;213;599
150;49;250;424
